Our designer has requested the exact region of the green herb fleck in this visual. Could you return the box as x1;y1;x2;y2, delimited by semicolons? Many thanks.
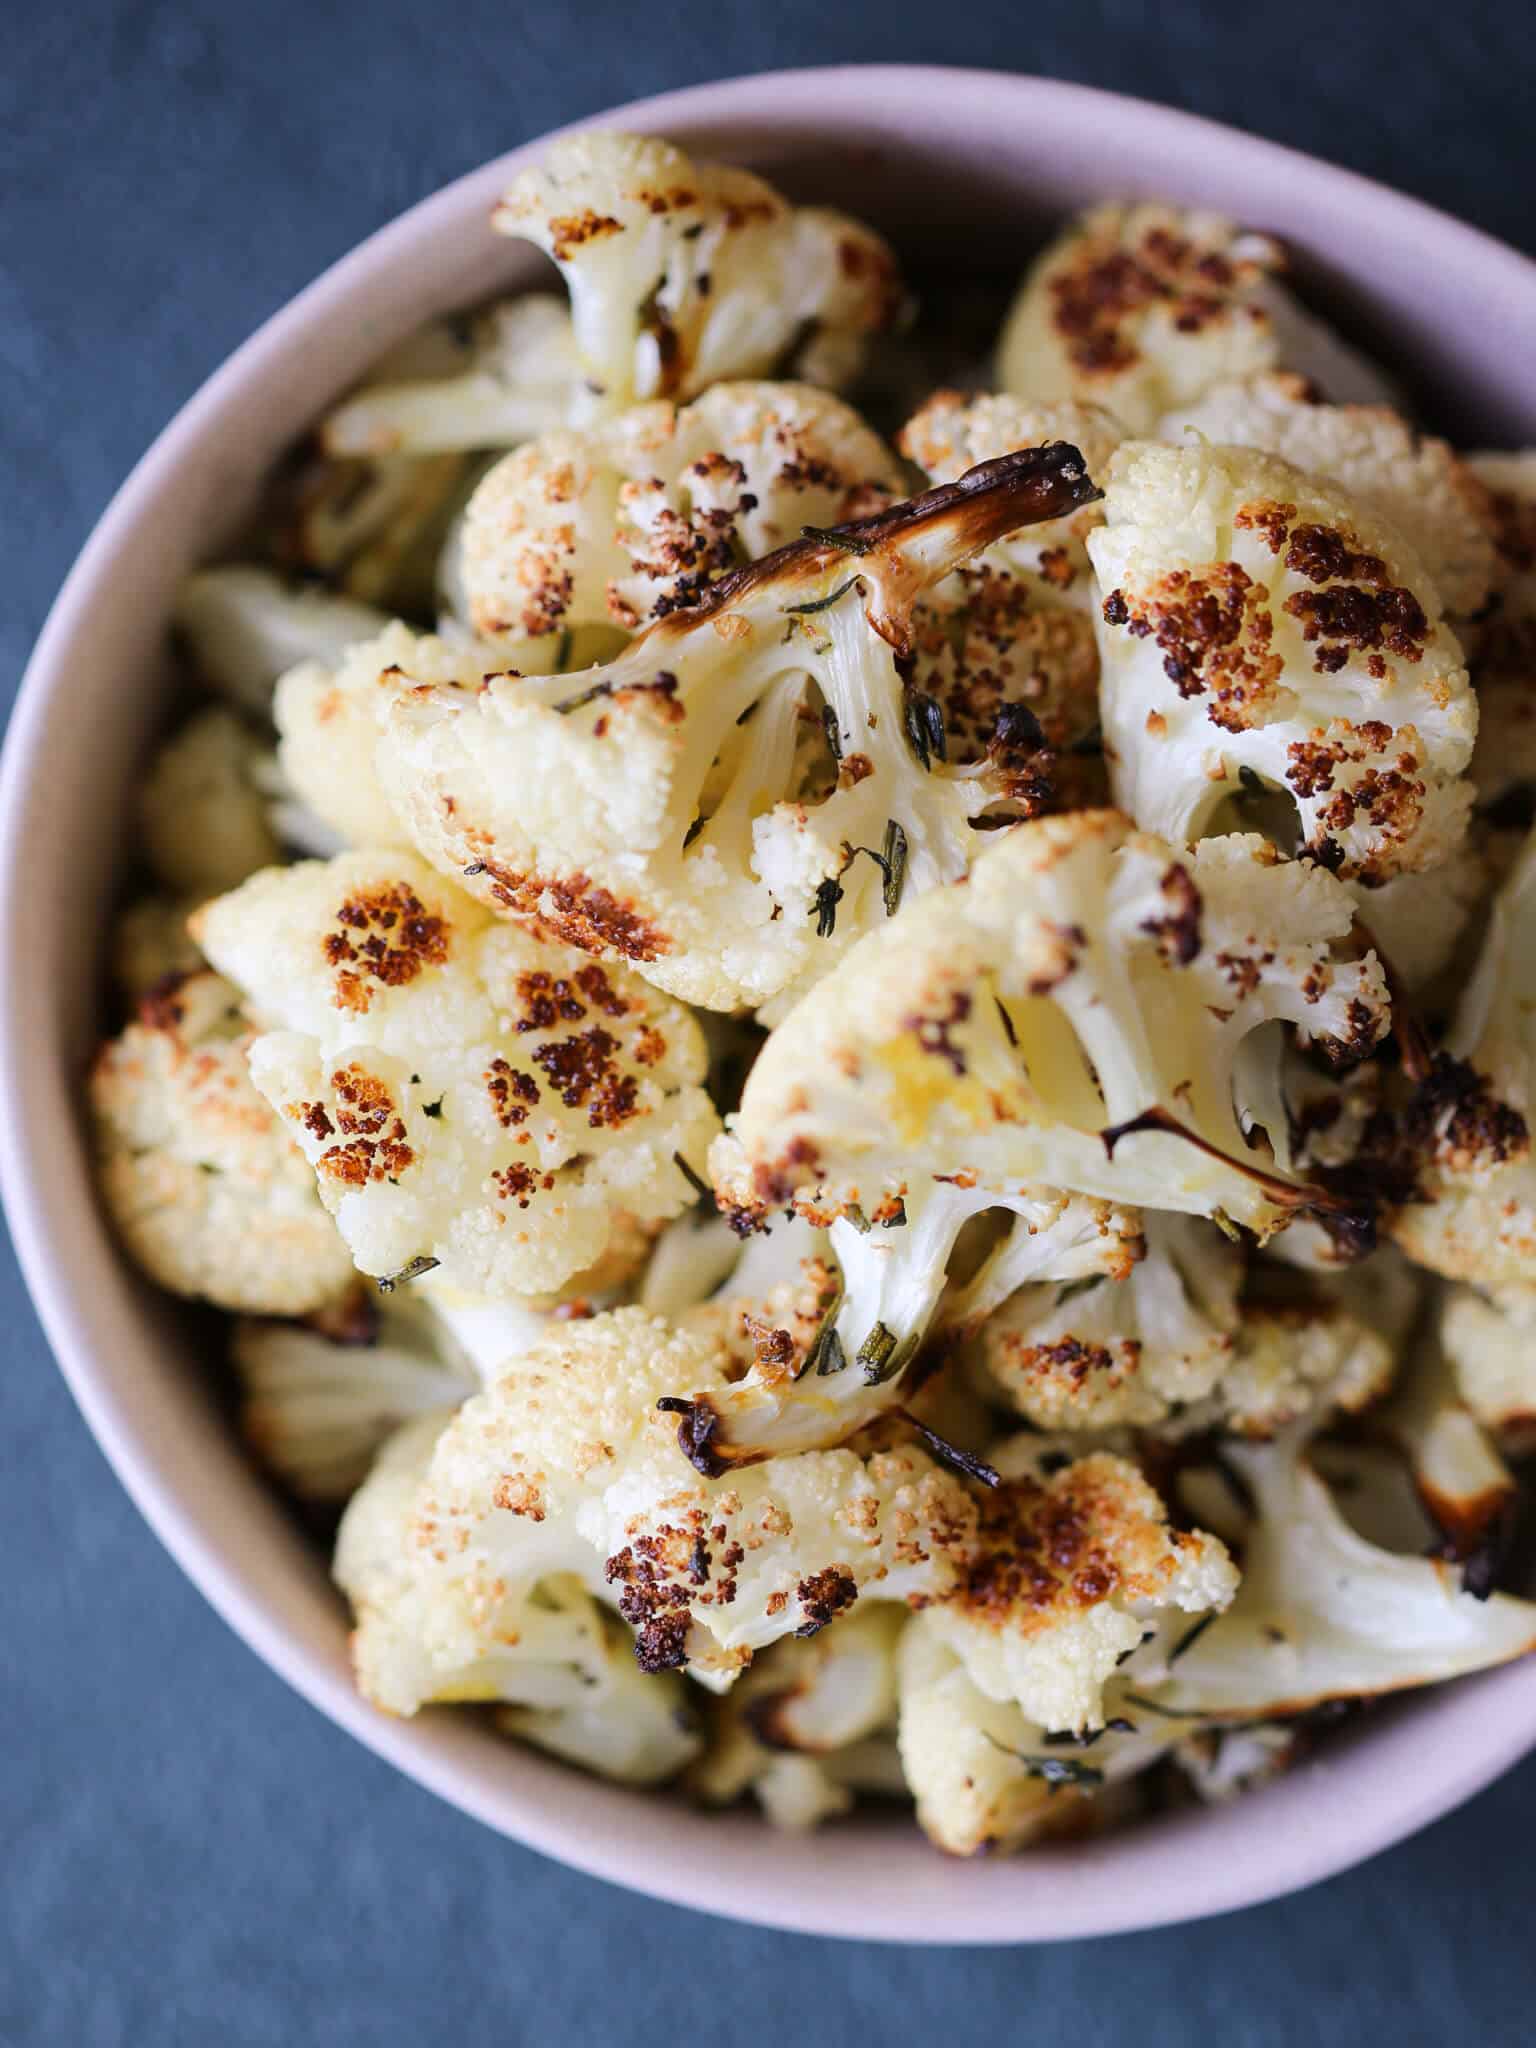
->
801;524;872;556
552;678;613;715
904;690;947;769
821;703;844;761
782;577;858;617
377;1255;441;1294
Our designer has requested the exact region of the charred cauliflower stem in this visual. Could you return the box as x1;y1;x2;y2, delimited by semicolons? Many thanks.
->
93;134;1536;1855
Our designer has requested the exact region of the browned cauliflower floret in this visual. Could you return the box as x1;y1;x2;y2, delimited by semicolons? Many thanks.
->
999;203;1399;434
90;970;354;1315
374;445;1102;1016
1091;441;1477;884
1156;373;1500;619
194;851;719;1301
458;382;900;651
493;132;905;417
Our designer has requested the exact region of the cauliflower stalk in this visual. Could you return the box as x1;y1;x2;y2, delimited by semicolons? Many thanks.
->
90;970;354;1315
492;132;904;418
173;566;388;714
1158;1425;1536;1717
375;442;1103;1015
195;851;717;1299
1440;1285;1536;1456
1090;440;1477;884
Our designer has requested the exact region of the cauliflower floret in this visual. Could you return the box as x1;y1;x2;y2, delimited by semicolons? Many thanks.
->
337;1392;612;1718
1373;1322;1516;1570
273;623;556;851
194;851;718;1298
376;1307;975;1691
1172;1722;1302;1805
496;1607;704;1787
1440;1285;1536;1456
1157;1425;1536;1717
716;813;1388;1243
374;443;1103;1014
1390;823;1536;1289
668;1178;1140;1465
899;391;1125;611
998;204;1397;432
173;566;388;714
1346;839;1489;995
1090;441;1477;884
492;132;904;417
138;707;280;897
111;894;204;1000
90;970;354;1315
997;206;1283;433
459;383;900;650
320;296;585;457
975;1215;1245;1430
1155;375;1500;618
689;1603;905;1828
922;1439;1237;1735
896;1614;1174;1855
1462;453;1536;823
233;1285;477;1500
267;447;475;614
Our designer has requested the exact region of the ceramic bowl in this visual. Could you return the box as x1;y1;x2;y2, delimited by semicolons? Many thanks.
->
6;66;1536;1943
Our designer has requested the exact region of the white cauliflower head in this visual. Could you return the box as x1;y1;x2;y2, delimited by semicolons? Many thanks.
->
374;443;1104;1014
998;205;1284;433
715;813;1389;1247
896;1612;1174;1855
491;132;904;417
336;1406;699;1782
233;1285;476;1501
364;1306;976;1692
272;622;559;852
1155;374;1500;619
921;1439;1238;1735
975;1214;1245;1431
688;1602;904;1829
1440;1285;1536;1457
320;296;584;457
1389;822;1536;1289
173;566;388;714
90;970;355;1315
1090;440;1477;884
898;390;1125;612
138;707;281;898
459;382;900;650
1156;1425;1536;1717
194;851;718;1299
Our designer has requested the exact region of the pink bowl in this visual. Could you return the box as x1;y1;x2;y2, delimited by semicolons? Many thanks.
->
5;66;1536;1943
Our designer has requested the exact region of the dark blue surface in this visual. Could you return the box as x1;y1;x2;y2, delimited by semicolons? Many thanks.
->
5;6;1536;2041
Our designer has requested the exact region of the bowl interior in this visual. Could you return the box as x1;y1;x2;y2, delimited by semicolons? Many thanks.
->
7;67;1536;1944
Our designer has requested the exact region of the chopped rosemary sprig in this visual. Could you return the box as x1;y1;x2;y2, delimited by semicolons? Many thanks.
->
554;628;574;669
1168;1613;1217;1665
810;875;843;938
782;577;859;617
1120;1691;1205;1720
982;1735;1105;1792
904;690;947;769
377;1255;441;1293
673;1152;715;1208
551;678;613;715
1054;1274;1104;1309
801;524;872;556
682;814;707;848
881;819;908;918
856;1321;902;1385
821;703;844;761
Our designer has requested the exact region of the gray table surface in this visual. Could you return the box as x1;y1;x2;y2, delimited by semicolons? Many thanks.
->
6;5;1535;2041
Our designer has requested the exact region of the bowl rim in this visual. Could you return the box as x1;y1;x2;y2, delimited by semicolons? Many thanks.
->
7;63;1536;1944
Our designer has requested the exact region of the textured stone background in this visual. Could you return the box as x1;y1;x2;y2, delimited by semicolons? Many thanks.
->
4;5;1534;2040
